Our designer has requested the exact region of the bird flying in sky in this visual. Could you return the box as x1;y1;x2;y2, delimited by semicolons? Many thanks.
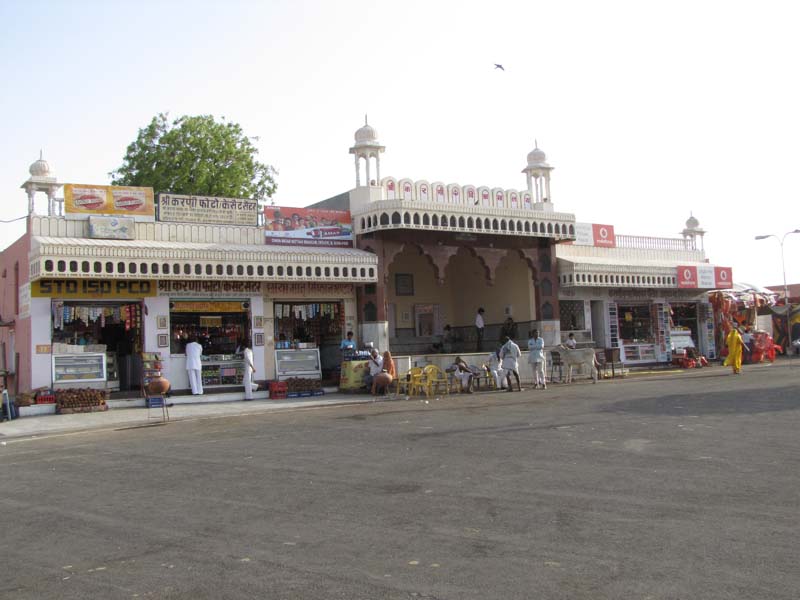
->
494;64;504;70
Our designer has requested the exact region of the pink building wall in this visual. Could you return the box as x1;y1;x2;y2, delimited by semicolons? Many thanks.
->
0;229;32;394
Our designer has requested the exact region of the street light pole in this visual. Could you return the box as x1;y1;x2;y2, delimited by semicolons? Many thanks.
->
755;229;800;352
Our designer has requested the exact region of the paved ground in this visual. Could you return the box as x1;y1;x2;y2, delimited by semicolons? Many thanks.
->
2;360;798;599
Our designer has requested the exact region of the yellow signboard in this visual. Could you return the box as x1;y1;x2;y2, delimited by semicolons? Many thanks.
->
36;345;52;354
170;301;248;313
64;184;155;220
32;280;157;298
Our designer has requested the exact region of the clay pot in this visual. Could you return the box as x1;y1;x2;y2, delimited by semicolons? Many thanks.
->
146;376;171;395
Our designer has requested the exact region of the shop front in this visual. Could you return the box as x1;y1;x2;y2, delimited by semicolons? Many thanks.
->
30;279;155;390
150;281;264;393
263;282;357;385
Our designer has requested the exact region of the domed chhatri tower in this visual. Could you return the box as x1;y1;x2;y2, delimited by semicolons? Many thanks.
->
349;116;385;188
20;151;62;216
681;213;706;250
521;141;553;210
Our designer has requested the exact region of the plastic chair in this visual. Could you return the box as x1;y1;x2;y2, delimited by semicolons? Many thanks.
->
422;365;450;397
469;365;494;390
394;367;424;397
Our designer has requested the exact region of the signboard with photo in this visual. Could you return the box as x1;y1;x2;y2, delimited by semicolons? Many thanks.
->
264;206;353;247
64;184;154;221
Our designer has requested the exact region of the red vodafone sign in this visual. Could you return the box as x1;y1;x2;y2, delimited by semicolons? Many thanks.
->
677;266;699;288
714;267;733;288
592;224;616;247
677;265;733;289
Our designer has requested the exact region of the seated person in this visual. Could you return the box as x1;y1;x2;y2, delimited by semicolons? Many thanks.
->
484;348;506;389
450;356;475;393
565;333;578;349
371;351;396;395
365;348;384;394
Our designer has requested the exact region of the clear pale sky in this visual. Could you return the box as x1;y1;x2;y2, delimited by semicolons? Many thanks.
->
2;0;798;288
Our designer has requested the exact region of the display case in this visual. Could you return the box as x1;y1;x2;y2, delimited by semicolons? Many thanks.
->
106;352;120;391
275;348;321;381
201;355;244;387
52;353;107;387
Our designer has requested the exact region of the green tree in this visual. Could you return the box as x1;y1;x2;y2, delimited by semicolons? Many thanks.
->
110;113;277;202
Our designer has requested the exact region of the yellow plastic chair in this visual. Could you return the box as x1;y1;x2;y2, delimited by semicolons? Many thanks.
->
422;365;450;397
394;367;424;397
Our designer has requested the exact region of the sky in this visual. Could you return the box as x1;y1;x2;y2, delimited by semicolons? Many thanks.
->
1;0;799;288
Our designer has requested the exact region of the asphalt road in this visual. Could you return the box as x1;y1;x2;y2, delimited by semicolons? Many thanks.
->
2;361;799;599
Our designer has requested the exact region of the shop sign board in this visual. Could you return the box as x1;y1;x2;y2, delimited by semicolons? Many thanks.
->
157;193;259;226
158;281;262;297
714;266;733;288
18;283;30;319
36;345;51;354
64;184;155;221
170;301;248;313
677;266;699;288
264;207;353;247
677;265;733;289
263;282;355;299
88;216;136;240
32;279;157;298
573;223;616;247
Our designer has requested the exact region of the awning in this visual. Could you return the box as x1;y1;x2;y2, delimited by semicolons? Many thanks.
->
29;236;379;284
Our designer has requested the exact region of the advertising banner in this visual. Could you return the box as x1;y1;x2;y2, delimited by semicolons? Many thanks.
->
64;184;155;220
592;224;616;247
714;267;733;288
573;223;616;247
677;266;699;288
88;216;136;240
677;266;733;289
157;193;259;226
265;207;353;247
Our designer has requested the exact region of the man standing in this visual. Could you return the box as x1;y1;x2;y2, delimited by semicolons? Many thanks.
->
527;329;546;389
501;336;523;392
185;337;204;395
340;331;356;354
242;340;256;400
475;307;485;352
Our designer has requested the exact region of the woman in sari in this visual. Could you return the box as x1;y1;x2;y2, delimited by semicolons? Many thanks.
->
371;351;396;395
723;323;746;374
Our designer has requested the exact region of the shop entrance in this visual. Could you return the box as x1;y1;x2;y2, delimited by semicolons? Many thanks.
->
670;303;699;344
274;301;344;385
52;300;143;391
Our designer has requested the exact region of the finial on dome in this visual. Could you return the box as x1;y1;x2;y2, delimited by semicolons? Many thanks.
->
535;139;538;149
364;114;368;126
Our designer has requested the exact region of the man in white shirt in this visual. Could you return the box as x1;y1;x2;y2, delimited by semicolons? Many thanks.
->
475;307;485;352
527;329;546;389
501;336;523;392
484;348;506;390
185;337;204;395
242;341;256;400
366;348;383;392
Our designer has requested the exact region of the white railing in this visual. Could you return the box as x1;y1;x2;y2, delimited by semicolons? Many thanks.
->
615;235;694;251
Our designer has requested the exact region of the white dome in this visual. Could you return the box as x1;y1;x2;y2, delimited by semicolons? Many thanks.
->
29;157;51;177
354;123;379;145
527;145;548;167
686;214;700;229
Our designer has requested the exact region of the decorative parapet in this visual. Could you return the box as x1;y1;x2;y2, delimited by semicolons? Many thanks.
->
353;199;576;240
28;237;378;284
